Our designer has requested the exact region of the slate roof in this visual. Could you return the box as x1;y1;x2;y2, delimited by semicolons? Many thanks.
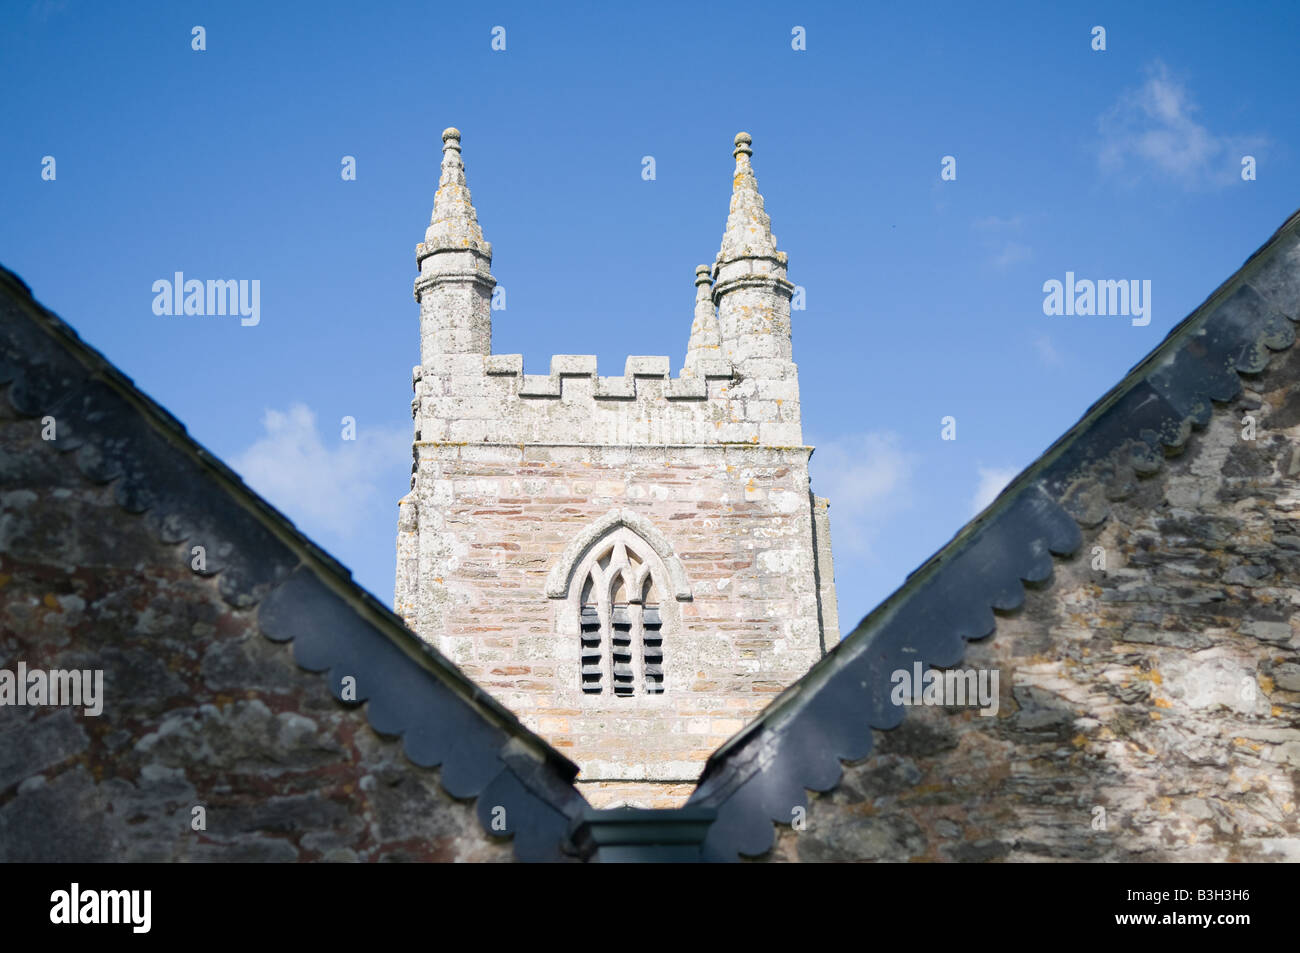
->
0;264;587;862
687;209;1300;861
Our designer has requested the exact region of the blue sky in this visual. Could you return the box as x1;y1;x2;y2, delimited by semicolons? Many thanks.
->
4;1;1299;636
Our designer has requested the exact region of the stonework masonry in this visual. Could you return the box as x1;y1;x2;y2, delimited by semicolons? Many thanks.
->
762;320;1300;862
0;397;515;862
395;130;838;807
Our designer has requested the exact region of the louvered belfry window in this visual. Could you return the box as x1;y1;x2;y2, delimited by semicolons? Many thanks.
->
577;535;664;696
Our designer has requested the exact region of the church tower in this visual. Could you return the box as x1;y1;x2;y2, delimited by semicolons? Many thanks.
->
396;130;838;808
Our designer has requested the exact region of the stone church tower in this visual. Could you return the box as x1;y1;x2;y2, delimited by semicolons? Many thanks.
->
395;129;838;807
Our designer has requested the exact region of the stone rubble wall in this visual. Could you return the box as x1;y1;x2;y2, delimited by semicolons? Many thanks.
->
0;398;516;862
761;341;1300;862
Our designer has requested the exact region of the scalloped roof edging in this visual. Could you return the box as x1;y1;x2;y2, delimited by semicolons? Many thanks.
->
0;264;588;863
686;208;1300;861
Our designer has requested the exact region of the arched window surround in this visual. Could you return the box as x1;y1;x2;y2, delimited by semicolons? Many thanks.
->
546;509;691;698
546;508;692;602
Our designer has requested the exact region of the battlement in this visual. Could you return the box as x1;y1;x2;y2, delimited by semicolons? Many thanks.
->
485;353;733;399
411;352;802;447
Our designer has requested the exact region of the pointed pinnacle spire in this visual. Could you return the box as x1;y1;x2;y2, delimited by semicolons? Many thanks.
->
714;132;784;271
420;127;491;258
683;264;721;374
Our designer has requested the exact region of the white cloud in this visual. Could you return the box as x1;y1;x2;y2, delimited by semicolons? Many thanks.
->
991;241;1032;268
1098;61;1265;188
231;403;409;539
971;465;1018;516
809;432;917;556
1033;333;1063;366
972;216;1031;268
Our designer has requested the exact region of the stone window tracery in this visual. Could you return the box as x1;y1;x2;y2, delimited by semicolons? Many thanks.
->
575;531;666;697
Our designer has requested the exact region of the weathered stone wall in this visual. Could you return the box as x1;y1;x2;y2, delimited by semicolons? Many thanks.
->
398;441;828;806
0;399;515;862
761;341;1300;862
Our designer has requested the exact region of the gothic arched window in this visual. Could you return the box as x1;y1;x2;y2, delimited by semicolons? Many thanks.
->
576;531;665;696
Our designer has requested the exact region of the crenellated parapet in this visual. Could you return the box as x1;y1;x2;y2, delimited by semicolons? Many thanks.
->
486;354;733;400
410;351;802;447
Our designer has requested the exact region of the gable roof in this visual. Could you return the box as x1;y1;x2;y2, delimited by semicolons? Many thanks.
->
687;209;1300;861
0;264;587;862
